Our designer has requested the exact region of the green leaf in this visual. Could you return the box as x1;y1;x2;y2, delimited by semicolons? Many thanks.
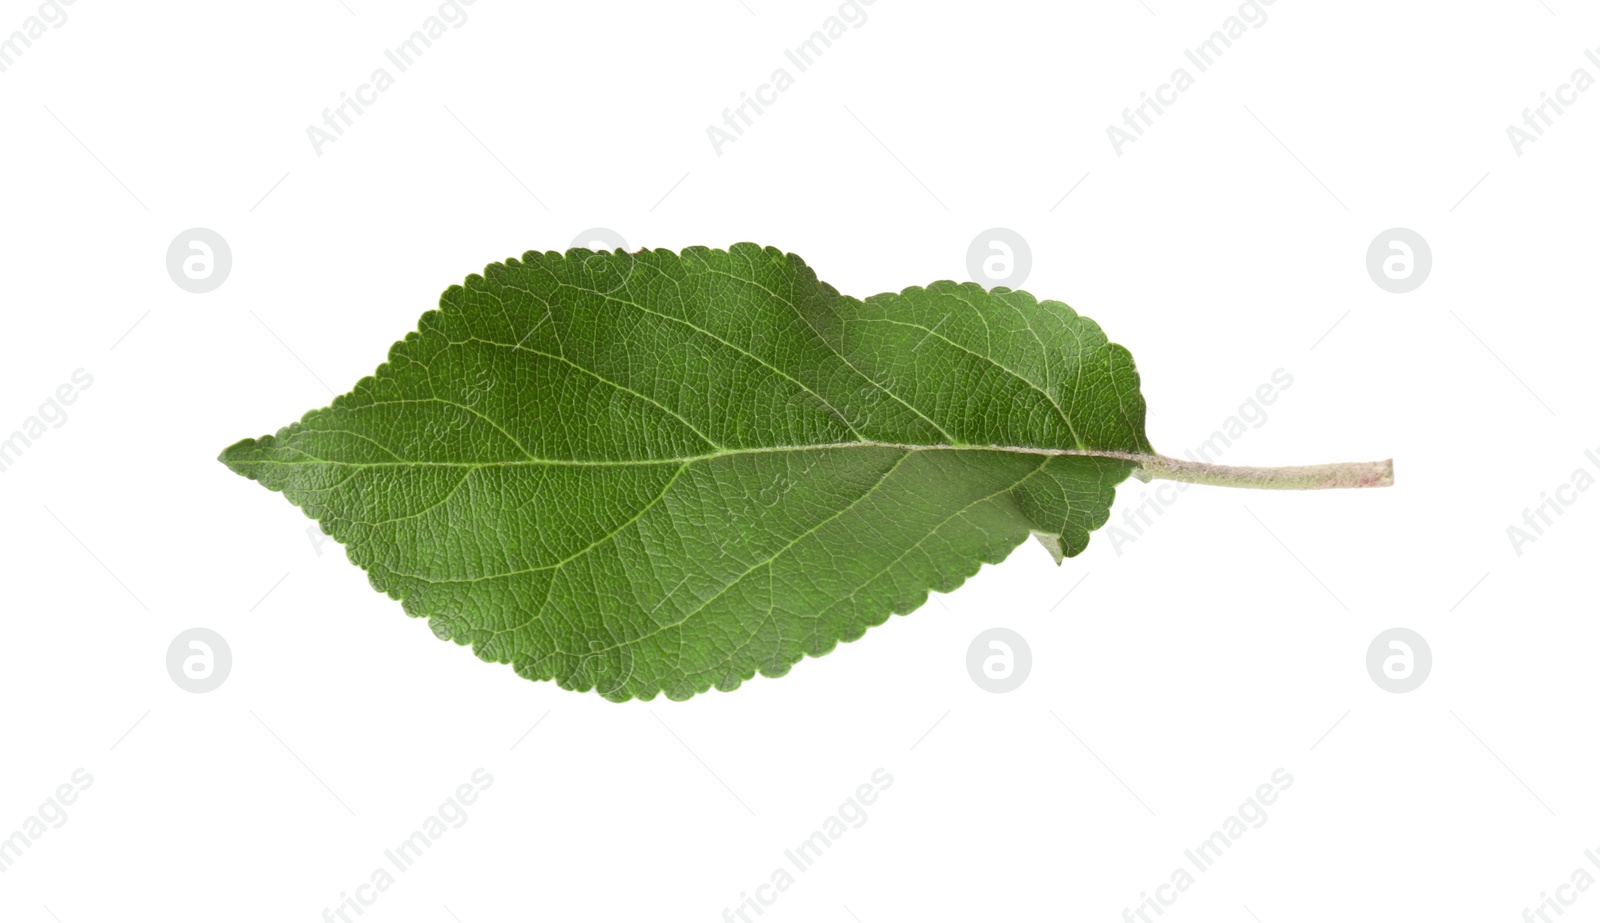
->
221;244;1390;701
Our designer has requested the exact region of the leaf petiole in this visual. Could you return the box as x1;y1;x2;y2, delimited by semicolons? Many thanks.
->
1122;453;1393;490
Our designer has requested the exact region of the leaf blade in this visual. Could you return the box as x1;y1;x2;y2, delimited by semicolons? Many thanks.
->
221;244;1149;700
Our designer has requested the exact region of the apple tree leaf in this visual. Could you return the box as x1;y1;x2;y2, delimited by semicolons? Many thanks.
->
220;244;1389;700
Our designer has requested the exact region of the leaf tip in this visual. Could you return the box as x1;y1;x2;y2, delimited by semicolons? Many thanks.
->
217;437;267;480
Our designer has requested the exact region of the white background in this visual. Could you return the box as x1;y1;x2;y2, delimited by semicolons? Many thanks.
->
2;1;1597;921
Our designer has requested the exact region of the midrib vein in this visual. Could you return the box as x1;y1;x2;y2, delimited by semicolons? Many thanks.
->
248;440;1150;469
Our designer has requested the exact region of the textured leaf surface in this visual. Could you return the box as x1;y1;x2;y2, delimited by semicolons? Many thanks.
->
221;244;1151;700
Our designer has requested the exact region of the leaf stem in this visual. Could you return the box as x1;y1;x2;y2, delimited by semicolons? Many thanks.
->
1122;454;1394;490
